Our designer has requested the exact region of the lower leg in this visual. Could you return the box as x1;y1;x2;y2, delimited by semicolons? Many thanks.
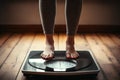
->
66;36;79;59
41;34;54;59
39;0;56;59
65;0;82;59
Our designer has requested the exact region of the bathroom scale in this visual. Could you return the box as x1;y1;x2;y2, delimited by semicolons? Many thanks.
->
22;50;100;78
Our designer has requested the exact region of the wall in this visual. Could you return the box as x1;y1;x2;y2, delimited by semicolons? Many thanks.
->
0;0;120;25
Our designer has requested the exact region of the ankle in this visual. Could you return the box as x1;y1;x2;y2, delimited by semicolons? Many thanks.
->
66;39;74;49
46;39;54;46
66;43;75;52
66;37;75;52
66;35;75;45
45;34;54;45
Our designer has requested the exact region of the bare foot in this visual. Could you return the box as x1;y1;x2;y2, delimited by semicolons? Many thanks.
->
41;35;54;60
41;45;54;60
66;45;79;59
66;36;79;59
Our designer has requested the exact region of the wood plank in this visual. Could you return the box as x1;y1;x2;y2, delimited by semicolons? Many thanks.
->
54;33;59;50
75;33;90;50
75;34;106;80
59;33;91;50
0;33;119;80
16;33;42;80
85;34;120;80
16;33;59;80
29;33;45;50
59;34;105;80
108;34;120;46
59;33;90;50
97;34;120;72
0;33;22;68
0;33;12;48
26;33;59;51
0;33;35;80
16;33;41;80
59;34;66;50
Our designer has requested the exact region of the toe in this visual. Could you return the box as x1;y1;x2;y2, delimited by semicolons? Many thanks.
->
71;53;75;58
44;54;48;59
71;53;77;58
66;51;79;59
41;53;45;58
41;52;54;60
48;53;53;59
66;53;71;58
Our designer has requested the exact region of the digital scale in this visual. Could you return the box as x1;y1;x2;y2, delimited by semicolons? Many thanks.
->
22;50;100;78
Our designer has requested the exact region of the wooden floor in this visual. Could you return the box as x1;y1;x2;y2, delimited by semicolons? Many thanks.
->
0;32;120;80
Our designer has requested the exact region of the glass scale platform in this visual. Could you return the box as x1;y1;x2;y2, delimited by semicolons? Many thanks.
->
22;50;100;78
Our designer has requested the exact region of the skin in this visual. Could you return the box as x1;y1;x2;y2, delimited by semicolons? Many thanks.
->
40;0;82;60
41;34;79;60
